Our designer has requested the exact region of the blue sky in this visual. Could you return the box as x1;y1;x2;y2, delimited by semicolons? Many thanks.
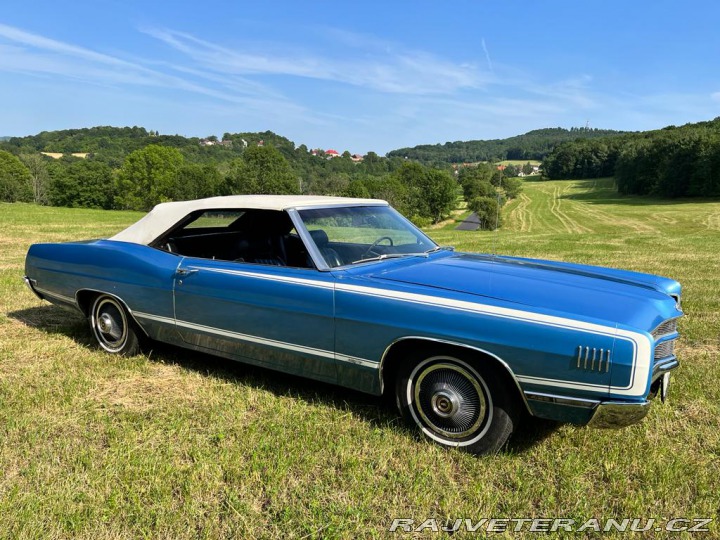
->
1;1;719;154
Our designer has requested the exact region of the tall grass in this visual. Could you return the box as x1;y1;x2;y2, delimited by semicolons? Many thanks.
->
1;180;718;539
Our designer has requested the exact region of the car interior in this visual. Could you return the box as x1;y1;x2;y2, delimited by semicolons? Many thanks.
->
152;209;316;268
151;207;421;269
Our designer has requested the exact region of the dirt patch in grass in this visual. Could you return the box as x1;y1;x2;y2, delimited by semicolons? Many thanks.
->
89;363;206;412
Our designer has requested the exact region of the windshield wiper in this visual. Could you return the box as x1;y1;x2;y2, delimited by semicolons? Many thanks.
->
424;245;455;254
350;253;420;265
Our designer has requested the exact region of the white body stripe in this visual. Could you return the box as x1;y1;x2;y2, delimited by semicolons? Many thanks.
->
135;267;654;397
335;283;651;396
197;266;334;289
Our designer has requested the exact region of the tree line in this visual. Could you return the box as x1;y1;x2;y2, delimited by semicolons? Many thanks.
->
0;126;530;228
387;127;623;164
542;117;720;197
0;129;464;225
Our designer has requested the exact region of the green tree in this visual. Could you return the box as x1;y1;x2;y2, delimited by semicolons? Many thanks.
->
361;151;385;175
421;169;458;222
468;196;503;230
49;160;115;209
393;162;457;223
115;145;185;210
501;177;523;199
0;150;33;202
224;145;299;195
171;164;222;201
19;153;51;204
343;180;371;198
458;164;496;201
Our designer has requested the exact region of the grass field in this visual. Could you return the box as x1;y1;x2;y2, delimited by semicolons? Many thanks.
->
496;160;542;167
1;179;719;538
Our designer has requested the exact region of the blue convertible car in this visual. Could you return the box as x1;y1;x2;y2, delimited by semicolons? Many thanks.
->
24;195;682;454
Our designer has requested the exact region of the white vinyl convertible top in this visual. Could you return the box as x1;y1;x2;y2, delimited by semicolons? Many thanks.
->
109;195;388;245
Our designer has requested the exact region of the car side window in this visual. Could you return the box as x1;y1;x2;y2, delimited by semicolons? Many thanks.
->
154;209;313;268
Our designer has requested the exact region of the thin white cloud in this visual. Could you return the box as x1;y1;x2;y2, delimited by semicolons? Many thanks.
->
481;38;493;72
0;23;303;113
141;27;487;95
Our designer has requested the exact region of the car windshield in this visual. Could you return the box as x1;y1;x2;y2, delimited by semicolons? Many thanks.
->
298;205;437;268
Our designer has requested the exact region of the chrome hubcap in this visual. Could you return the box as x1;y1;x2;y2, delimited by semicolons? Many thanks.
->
93;298;127;351
412;361;489;440
431;390;460;418
98;313;114;334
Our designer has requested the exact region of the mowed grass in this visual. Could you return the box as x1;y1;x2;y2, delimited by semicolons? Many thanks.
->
1;180;719;539
496;159;542;167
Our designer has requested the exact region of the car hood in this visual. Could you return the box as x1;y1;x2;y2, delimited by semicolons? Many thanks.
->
360;252;681;332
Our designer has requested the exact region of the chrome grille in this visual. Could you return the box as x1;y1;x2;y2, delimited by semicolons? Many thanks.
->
655;340;676;360
652;318;678;338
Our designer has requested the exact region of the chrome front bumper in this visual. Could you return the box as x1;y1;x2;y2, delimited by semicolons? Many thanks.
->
525;356;680;429
587;400;652;428
588;355;681;428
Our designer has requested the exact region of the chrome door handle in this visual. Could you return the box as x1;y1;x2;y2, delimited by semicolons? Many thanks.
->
176;268;199;277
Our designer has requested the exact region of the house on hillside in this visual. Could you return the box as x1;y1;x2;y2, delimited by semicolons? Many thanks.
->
199;138;233;147
325;149;339;158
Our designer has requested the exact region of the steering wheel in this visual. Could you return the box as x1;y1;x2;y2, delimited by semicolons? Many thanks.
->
361;236;394;259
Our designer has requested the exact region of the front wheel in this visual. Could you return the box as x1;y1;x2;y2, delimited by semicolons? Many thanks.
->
90;295;141;355
396;353;518;454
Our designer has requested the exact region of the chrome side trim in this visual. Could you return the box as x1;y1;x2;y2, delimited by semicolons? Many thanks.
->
377;335;532;414
34;286;77;306
335;354;377;369
134;312;175;325
587;400;652;429
524;390;600;409
134;311;378;368
23;276;44;300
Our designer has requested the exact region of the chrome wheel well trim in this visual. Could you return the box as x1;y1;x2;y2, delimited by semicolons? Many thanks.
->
75;289;150;338
378;335;531;414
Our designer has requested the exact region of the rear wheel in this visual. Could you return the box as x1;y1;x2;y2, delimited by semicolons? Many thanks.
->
395;351;518;454
90;295;140;355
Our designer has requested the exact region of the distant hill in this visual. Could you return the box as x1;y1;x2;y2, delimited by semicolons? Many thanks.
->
0;126;298;167
2;126;629;167
386;127;626;164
